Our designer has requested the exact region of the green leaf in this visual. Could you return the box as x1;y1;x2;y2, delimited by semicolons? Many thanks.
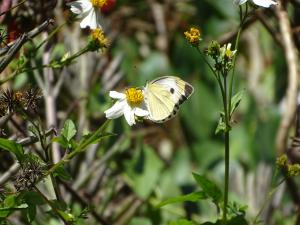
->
69;139;78;149
22;191;45;205
61;119;77;142
74;120;111;155
0;200;28;219
192;173;222;204
227;201;247;217
53;165;72;181
26;205;36;222
228;215;248;225
230;90;244;116
169;219;197;225
4;195;16;208
0;138;24;161
52;136;69;148
215;114;226;134
0;208;11;218
49;200;67;211
157;191;207;208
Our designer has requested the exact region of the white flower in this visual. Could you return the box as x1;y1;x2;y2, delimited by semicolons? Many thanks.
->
104;89;149;126
67;0;105;29
220;43;236;60
234;0;277;7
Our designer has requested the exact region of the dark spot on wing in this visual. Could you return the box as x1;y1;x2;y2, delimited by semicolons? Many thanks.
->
184;84;193;96
168;115;172;119
175;104;179;109
178;95;187;105
170;88;175;94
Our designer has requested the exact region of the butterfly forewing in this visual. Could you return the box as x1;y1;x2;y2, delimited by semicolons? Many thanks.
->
145;76;194;123
146;83;175;122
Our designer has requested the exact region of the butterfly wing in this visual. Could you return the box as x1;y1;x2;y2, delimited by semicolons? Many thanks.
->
145;76;194;123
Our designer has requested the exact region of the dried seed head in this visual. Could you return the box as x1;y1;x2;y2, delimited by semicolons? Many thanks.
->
14;158;45;192
23;88;42;111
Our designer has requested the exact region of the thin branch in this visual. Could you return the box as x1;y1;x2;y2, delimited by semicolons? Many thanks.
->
275;2;299;155
0;34;27;73
0;19;54;57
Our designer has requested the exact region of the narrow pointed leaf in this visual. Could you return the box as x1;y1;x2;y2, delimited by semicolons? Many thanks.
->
157;191;207;208
192;173;222;204
230;90;244;116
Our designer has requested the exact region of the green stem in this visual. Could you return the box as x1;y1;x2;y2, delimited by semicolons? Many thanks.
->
196;46;226;98
222;73;230;224
223;131;230;224
228;4;248;116
228;26;241;117
196;46;218;79
0;45;90;85
35;22;66;51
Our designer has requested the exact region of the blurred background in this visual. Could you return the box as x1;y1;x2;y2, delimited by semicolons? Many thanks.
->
0;0;300;224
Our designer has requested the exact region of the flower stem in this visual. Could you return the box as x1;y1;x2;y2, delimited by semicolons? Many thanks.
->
222;73;230;224
223;131;230;224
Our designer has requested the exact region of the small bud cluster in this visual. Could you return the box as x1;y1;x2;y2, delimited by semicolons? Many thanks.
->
0;88;42;117
207;41;236;75
276;154;300;177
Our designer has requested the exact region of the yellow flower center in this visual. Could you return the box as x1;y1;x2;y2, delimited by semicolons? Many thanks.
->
125;88;144;106
184;27;201;45
91;0;108;8
91;28;109;48
225;49;233;58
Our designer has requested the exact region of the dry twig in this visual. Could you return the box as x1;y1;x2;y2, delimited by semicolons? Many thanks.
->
274;2;299;155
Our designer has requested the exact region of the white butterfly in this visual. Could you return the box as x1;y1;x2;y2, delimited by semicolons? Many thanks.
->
144;76;194;123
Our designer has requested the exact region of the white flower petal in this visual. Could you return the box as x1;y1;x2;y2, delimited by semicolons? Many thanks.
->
124;105;135;126
80;8;97;29
95;9;103;29
104;100;126;119
67;0;92;15
134;107;149;117
109;91;126;100
252;0;277;7
234;0;248;5
80;9;96;29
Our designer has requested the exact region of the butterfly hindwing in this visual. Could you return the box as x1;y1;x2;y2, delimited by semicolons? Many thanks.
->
145;76;194;122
